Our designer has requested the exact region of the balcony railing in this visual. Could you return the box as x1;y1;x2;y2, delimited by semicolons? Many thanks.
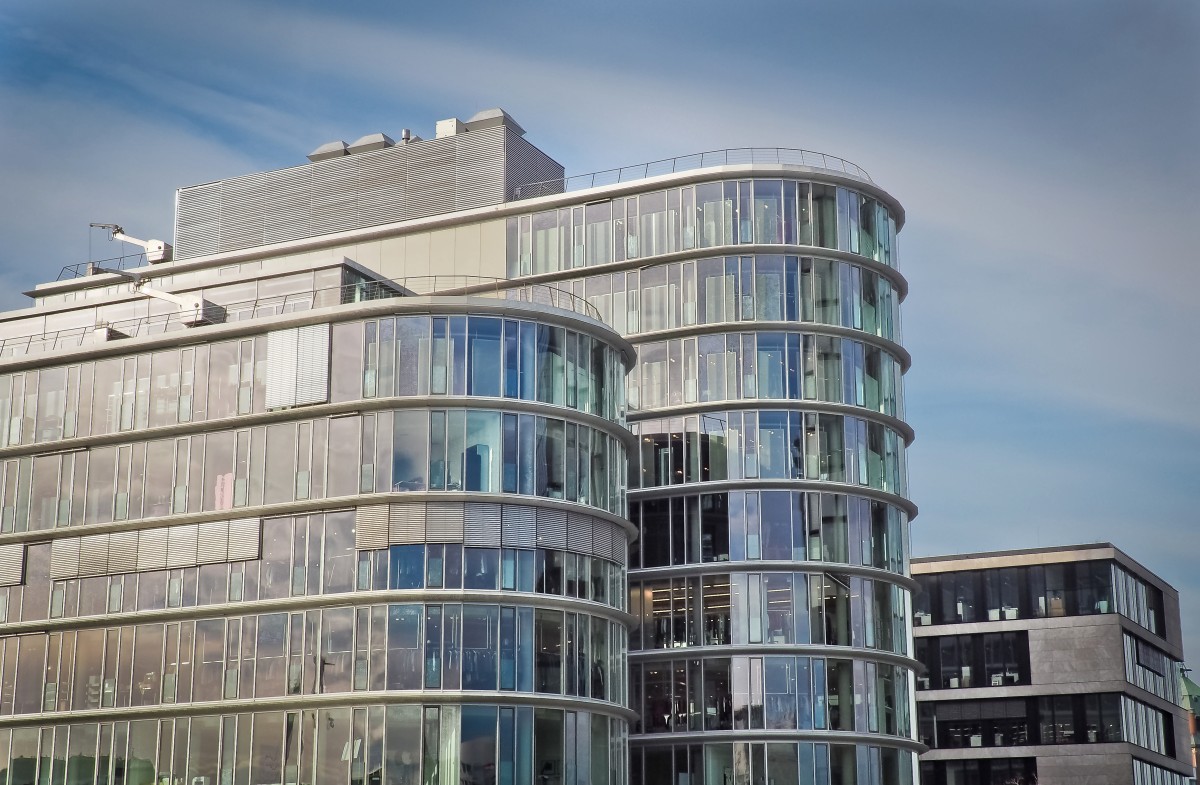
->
512;146;873;200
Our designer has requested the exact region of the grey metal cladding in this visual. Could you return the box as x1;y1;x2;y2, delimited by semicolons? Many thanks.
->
226;518;262;562
501;505;536;548
504;129;564;197
196;520;230;564
49;538;81;580
173;182;221;259
355;505;390;550
428;501;467;542
567;512;592;553
107;530;140;573
463;502;501;547
389;503;426;544
0;543;23;586
536;507;568;550
173;125;533;259
456;131;506;210
77;533;111;577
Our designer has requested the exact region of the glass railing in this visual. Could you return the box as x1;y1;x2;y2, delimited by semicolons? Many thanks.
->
512;147;874;200
0;277;601;360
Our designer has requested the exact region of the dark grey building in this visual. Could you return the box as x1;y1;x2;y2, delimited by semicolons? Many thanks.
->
0;107;920;785
913;544;1191;785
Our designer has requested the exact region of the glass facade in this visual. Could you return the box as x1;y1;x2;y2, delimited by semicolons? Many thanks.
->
0;291;635;785
913;560;1166;638
918;693;1174;757
506;172;917;783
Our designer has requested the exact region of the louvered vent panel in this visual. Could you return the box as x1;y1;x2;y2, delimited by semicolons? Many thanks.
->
355;505;390;550
309;158;362;235
294;324;330;406
226;518;262;561
0;543;23;586
404;138;457;220
258;168;314;245
49;539;80;580
463;503;501;547
265;328;300;409
136;528;169;572
427;502;466;542
174;183;222;259
389;504;426;544
567;513;592;554
357;149;408;225
197;520;230;564
501;505;536;548
536;507;568;549
456;129;506;209
77;534;111;577
107;531;140;573
173;132;523;259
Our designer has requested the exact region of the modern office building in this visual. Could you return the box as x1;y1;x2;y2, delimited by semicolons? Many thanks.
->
0;107;919;784
912;544;1192;785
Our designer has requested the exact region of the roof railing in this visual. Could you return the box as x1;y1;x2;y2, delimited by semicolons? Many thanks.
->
512;146;873;201
0;276;598;361
57;252;149;282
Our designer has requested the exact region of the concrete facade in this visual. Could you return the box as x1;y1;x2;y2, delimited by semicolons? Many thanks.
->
913;544;1192;785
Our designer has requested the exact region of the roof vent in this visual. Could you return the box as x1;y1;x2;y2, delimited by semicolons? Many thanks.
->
307;140;348;162
348;132;395;154
436;118;467;138
464;107;524;136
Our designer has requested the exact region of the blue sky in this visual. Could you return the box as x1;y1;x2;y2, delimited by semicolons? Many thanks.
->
1;0;1198;655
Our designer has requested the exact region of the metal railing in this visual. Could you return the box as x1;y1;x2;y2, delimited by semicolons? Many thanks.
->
512;146;873;200
0;276;599;361
57;252;149;282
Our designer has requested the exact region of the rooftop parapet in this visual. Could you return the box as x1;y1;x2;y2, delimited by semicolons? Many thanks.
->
173;109;561;260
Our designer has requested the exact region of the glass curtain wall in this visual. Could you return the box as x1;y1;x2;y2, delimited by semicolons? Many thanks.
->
505;173;915;784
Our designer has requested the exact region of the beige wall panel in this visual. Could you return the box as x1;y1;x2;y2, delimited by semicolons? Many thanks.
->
453;223;482;277
429;228;455;278
351;240;383;273
478;219;507;278
376;236;407;279
404;232;431;278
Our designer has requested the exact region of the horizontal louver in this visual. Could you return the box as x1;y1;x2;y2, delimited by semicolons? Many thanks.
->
536;507;568;550
427;502;466;542
355;505;390;550
0;543;23;586
389;504;425;544
173;126;562;258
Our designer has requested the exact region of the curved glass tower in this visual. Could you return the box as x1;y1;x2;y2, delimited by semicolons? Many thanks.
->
0;277;635;784
504;164;918;785
0;110;916;785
